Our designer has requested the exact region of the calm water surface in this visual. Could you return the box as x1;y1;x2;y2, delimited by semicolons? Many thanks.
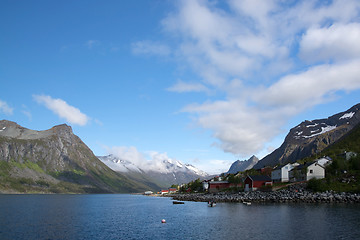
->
0;194;359;240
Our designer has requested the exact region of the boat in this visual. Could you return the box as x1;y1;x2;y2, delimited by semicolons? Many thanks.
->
173;201;185;204
208;201;216;207
243;201;251;205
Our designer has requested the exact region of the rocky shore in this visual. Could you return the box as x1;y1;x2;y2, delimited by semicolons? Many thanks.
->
168;185;360;203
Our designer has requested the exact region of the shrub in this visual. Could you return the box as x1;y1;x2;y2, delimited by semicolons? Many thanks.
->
259;185;273;192
307;178;326;192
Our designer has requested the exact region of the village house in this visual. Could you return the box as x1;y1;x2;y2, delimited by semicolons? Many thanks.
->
208;181;231;193
338;151;357;161
202;180;209;191
168;188;178;193
316;156;332;167
208;181;242;193
244;175;272;192
271;163;300;183
289;161;325;182
257;167;273;177
160;190;169;194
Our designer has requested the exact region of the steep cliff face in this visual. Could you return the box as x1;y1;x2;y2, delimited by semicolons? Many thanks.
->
254;103;360;169
0;120;154;193
227;156;259;174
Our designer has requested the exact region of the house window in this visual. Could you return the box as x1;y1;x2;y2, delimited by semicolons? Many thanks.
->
310;169;313;174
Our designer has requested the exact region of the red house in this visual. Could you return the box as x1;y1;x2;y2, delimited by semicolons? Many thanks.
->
208;181;242;193
208;181;230;193
244;175;272;191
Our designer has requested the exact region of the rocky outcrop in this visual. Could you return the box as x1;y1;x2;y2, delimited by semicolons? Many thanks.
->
227;156;259;174
254;103;360;169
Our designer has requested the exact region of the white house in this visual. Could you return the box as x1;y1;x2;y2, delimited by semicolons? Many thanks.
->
316;156;332;167
202;181;209;191
271;163;300;183
289;162;325;182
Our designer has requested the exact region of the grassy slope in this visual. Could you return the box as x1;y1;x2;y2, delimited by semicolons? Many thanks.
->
0;136;158;194
302;123;360;193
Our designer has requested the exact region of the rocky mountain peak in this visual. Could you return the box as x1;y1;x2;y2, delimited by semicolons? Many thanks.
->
286;103;360;144
0;120;74;140
227;155;259;174
253;103;360;169
49;124;74;139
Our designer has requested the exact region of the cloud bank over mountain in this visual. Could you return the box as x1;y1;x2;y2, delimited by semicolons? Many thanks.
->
136;0;360;157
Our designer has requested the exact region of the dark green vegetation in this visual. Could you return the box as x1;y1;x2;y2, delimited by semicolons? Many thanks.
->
305;123;360;193
179;178;203;193
0;121;160;194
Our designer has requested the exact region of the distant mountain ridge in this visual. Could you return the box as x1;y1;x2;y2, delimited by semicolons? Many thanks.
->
227;155;259;174
0;120;159;193
254;103;360;169
98;154;208;186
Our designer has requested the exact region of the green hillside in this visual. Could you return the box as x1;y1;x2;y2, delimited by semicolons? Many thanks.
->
0;121;160;194
304;123;360;193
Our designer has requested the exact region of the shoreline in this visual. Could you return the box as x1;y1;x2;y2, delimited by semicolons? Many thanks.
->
162;186;360;204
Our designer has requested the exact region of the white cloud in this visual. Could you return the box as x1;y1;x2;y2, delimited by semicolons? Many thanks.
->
33;95;89;126
131;40;171;56
192;159;233;175
158;0;360;156
108;146;146;166
300;23;360;63
167;80;210;93
85;40;100;49
21;104;32;120
94;119;103;126
0;100;13;115
258;60;360;108
184;99;286;156
107;146;188;173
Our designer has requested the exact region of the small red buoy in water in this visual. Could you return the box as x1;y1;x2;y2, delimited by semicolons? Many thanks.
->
161;219;166;223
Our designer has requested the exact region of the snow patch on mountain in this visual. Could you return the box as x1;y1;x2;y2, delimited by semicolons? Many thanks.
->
302;125;337;139
306;123;318;128
98;155;142;173
340;112;355;120
98;154;208;177
185;164;208;176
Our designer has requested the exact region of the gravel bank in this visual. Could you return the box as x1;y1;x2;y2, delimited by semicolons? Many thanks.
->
167;185;360;203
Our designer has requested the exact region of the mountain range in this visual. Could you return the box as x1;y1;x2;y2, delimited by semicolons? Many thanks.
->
1;103;359;192
98;154;208;187
253;103;360;169
0;120;162;193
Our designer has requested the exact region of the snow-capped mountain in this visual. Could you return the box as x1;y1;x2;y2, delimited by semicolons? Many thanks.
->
98;154;208;186
254;103;360;169
98;155;143;173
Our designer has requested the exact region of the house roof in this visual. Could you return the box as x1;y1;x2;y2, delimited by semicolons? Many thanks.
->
274;163;288;170
291;161;324;171
274;162;300;170
247;175;272;182
209;181;229;184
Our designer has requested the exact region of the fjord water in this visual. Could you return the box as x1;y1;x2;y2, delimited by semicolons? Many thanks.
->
0;194;359;240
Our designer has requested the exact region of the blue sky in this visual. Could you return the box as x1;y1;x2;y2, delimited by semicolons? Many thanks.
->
1;0;360;174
